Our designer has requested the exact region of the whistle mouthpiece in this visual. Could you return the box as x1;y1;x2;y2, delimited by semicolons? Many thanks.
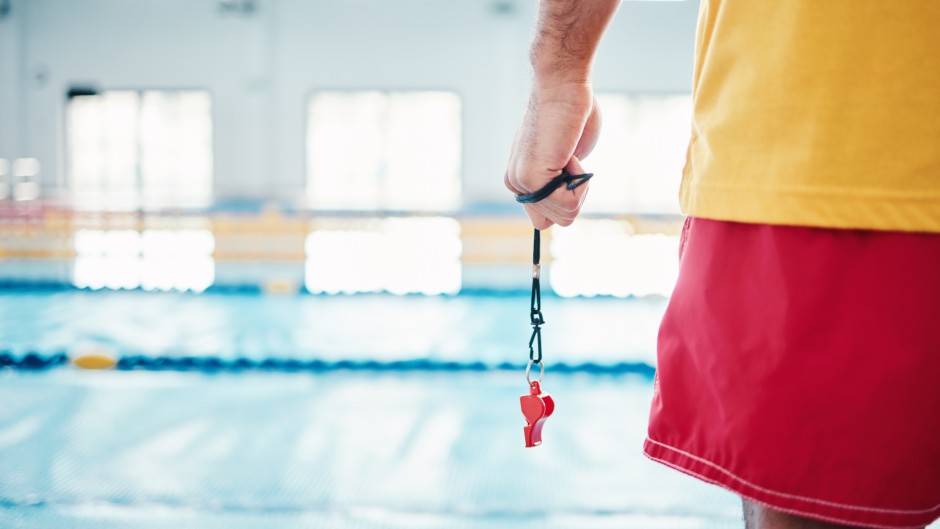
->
520;383;555;448
524;420;547;447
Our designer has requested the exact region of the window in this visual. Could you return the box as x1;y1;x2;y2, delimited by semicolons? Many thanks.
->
4;157;42;201
306;91;461;211
0;158;7;200
67;90;213;210
585;94;691;214
305;217;461;295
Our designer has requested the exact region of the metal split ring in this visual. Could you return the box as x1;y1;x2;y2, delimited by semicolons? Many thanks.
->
525;359;544;384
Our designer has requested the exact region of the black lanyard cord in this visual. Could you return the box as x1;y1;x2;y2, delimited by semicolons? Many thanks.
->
517;169;593;365
529;228;544;363
515;169;593;205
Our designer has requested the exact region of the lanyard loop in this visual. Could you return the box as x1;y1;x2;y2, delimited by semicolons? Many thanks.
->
515;169;593;204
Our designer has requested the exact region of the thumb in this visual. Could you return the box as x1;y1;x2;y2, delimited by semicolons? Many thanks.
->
565;155;587;177
541;154;591;219
573;95;602;160
565;155;592;213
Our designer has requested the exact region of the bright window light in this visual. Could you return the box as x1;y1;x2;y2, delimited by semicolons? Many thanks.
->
8;158;42;200
305;217;461;295
67;90;213;210
12;158;40;177
13;182;40;201
549;220;679;297
585;94;691;214
306;91;461;211
73;229;215;292
0;158;7;200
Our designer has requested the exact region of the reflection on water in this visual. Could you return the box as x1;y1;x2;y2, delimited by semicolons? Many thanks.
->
305;217;462;296
551;220;679;298
72;229;215;292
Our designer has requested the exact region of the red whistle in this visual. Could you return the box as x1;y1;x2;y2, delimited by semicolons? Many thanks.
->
520;381;554;447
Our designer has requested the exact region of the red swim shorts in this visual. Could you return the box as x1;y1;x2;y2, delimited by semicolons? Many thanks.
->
644;218;940;528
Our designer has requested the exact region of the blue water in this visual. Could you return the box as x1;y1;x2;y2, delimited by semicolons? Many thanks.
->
0;291;745;528
0;290;666;367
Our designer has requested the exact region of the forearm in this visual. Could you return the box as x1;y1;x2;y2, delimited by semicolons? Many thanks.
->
506;0;614;228
530;0;621;83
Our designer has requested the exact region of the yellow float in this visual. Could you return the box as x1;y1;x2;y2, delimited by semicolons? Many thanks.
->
72;352;118;370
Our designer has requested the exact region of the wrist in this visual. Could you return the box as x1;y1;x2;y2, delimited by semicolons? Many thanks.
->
532;62;592;86
529;41;593;85
530;77;593;107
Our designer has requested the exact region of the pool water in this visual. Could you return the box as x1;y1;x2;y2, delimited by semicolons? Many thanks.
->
0;290;667;366
0;290;746;528
1;371;744;529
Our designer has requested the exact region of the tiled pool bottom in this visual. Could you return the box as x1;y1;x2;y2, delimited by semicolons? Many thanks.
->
0;371;742;529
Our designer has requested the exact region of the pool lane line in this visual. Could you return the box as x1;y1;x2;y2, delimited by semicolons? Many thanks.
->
0;352;655;378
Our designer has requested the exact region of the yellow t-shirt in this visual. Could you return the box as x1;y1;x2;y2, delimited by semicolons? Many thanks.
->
680;1;940;233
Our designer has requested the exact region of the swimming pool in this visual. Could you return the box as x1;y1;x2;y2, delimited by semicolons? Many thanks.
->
0;289;668;369
0;290;746;528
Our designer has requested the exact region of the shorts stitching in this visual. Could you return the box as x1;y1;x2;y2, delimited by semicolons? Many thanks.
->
645;437;940;515
643;451;932;529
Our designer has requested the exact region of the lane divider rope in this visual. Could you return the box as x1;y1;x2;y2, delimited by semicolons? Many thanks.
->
0;351;655;377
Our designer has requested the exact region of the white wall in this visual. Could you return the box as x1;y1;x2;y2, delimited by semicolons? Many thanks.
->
0;2;22;172
0;0;697;208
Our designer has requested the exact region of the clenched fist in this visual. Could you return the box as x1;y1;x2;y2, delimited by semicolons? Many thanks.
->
505;81;601;229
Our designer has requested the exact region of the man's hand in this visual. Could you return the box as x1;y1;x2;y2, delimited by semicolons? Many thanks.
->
504;0;619;229
505;81;601;228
